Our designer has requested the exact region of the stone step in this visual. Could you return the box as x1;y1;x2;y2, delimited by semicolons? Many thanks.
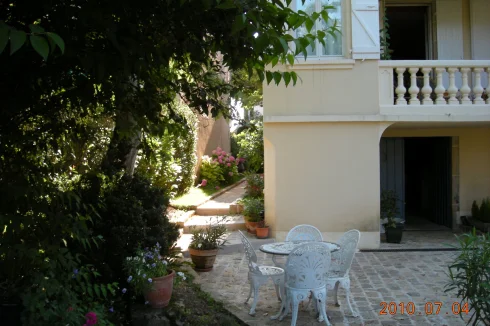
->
183;215;246;234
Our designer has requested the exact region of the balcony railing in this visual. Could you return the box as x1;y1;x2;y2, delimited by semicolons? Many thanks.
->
379;61;490;108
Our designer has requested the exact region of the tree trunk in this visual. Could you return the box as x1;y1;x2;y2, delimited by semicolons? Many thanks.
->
103;110;141;175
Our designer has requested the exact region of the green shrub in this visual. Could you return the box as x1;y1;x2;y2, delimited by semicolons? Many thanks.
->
479;198;490;223
242;197;264;222
199;147;240;187
235;118;264;173
136;101;198;199
244;173;264;198
200;157;225;187
445;230;490;325
87;173;179;290
471;200;480;220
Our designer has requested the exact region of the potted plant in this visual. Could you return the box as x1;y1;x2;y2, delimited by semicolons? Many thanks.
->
242;197;264;234
381;190;404;243
124;243;186;308
255;219;269;239
188;217;228;272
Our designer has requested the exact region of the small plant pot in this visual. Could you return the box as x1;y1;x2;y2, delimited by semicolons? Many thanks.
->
143;270;175;308
245;220;260;234
385;224;404;243
256;227;269;239
189;248;219;272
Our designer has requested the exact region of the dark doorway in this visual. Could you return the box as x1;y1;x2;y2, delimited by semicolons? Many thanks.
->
386;6;429;60
404;137;452;229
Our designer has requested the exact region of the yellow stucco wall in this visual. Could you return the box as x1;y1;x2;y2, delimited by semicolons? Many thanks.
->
263;61;380;117
383;126;490;216
264;122;390;249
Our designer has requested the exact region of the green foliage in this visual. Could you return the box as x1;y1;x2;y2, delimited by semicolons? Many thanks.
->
123;244;186;296
230;68;263;110
0;21;64;59
235;118;264;173
379;8;392;60
445;230;490;326
188;217;228;250
87;174;180;284
136;101;198;199
244;173;264;198
381;190;399;229
471;200;480;220
242;197;265;222
200;158;225;187
199;146;240;187
479;198;490;223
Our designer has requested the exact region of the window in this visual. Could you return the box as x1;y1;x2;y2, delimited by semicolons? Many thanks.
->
295;0;343;57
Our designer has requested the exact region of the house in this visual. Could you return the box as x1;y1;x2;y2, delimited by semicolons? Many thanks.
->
263;0;490;249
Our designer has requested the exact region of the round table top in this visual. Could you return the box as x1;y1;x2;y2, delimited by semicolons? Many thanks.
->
259;241;340;255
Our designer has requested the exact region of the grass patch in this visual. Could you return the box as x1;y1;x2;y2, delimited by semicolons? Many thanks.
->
170;186;220;209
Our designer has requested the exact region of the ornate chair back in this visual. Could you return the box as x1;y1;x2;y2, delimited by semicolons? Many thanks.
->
330;229;360;277
285;224;323;242
238;230;261;273
285;242;332;290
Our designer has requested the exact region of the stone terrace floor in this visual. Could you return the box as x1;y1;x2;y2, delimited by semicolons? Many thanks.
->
195;249;475;326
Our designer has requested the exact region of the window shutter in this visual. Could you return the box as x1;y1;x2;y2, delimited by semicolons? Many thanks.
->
351;0;380;59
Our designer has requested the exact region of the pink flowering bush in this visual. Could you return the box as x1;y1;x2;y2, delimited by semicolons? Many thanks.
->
199;147;240;187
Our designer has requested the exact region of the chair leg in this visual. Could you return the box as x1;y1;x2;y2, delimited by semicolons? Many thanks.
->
317;298;331;326
290;297;300;326
249;282;260;315
341;279;358;317
278;290;291;321
245;282;252;304
274;283;282;302
334;281;340;307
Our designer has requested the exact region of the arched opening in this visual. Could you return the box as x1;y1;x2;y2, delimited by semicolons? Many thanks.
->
380;123;454;231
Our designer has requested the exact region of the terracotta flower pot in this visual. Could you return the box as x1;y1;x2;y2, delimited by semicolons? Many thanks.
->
189;248;219;272
256;227;269;239
143;270;175;308
245;220;260;234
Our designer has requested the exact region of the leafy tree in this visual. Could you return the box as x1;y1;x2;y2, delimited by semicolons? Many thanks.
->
0;0;340;322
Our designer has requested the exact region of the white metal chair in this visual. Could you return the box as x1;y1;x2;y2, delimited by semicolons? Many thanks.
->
238;230;285;315
274;242;332;326
324;229;361;318
285;224;323;242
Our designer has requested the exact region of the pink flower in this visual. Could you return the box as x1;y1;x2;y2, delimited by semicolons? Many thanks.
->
229;156;235;161
218;159;223;164
218;155;223;160
215;186;220;190
85;312;97;326
216;147;222;152
227;163;231;167
229;172;233;176
201;179;207;187
212;150;216;154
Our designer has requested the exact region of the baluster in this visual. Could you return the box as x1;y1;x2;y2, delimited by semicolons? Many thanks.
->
473;68;484;104
395;67;407;106
408;68;420;105
447;68;459;104
421;68;433;105
460;68;472;104
486;67;490;104
434;68;447;105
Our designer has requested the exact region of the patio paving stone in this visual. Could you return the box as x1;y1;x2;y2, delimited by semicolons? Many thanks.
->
194;250;477;325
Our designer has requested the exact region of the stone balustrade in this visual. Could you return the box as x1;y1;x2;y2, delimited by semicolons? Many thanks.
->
379;61;490;107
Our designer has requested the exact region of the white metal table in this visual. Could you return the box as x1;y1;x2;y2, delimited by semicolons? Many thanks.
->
260;241;340;269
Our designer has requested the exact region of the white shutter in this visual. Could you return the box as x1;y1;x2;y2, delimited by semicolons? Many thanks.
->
436;0;463;60
351;0;380;59
470;0;490;89
470;0;490;60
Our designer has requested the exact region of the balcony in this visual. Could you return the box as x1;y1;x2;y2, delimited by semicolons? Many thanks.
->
379;60;490;119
